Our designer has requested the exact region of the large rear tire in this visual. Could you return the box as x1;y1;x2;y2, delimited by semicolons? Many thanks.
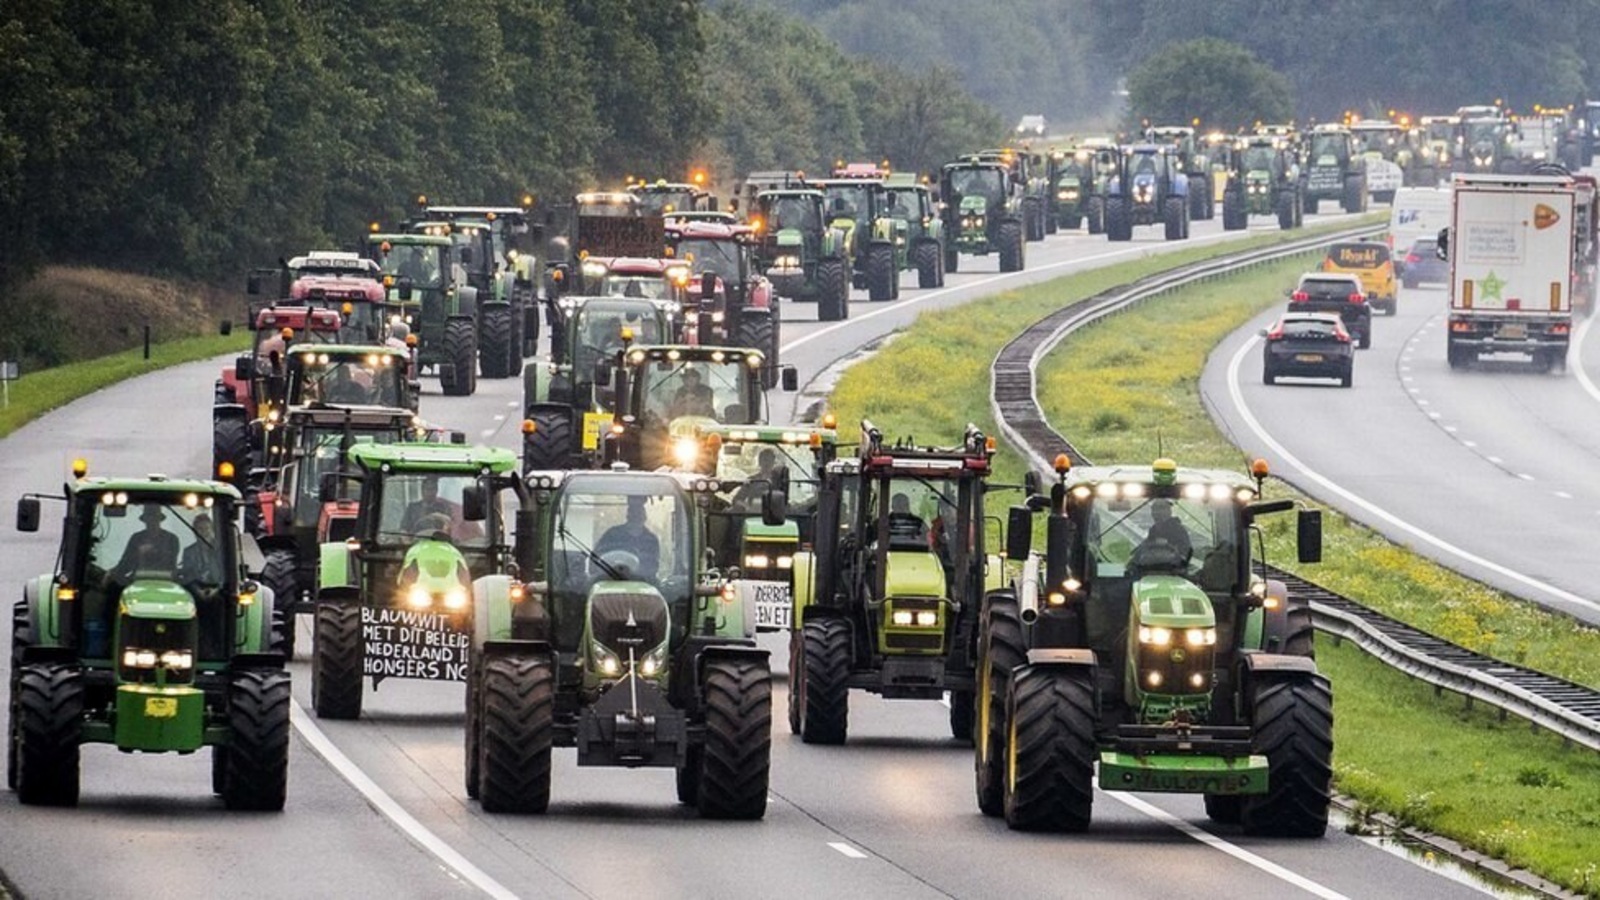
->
213;416;252;484
261;549;299;659
798;618;851;744
1276;191;1297;230
1085;196;1105;235
998;221;1025;272
1163;196;1188;241
948;690;974;743
1024;199;1045;242
14;662;83;807
975;592;1025;816
1342;176;1365;214
464;662;481;799
1189;175;1212;221
478;654;554;814
8;600;34;790
1105;198;1131;242
697;656;772;820
943;247;959;274
734;310;778;389
1242;673;1334;838
312;602;363;720
478;305;518;379
1222;191;1247;231
816;259;849;322
915;242;941;289
1002;664;1096;832
439;318;478;397
522;409;573;472
220;669;291;811
866;244;897;302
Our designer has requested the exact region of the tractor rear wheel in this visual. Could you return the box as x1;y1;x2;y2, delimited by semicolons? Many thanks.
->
998;221;1025;273
1163;197;1188;241
1086;196;1105;235
213;416;252;483
799;618;851;744
1044;208;1058;235
478;305;517;379
1342;176;1365;214
1303;195;1320;216
15;662;83;806
1189;175;1212;221
916;241;941;289
943;247;959;275
1024;199;1045;242
261;549;299;659
816;259;849;322
1002;664;1095;832
948;690;974;743
478;653;554;813
866;244;897;302
976;591;1025;816
736;310;779;389
1242;673;1333;837
697;656;771;820
676;744;702;805
439;319;478;397
312;602;363;720
1105;198;1131;241
464;662;481;798
1276;192;1297;230
522;409;573;472
221;668;291;811
1222;191;1247;231
8;600;34;790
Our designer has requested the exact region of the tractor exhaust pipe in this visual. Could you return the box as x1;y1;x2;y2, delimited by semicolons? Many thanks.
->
1017;554;1042;625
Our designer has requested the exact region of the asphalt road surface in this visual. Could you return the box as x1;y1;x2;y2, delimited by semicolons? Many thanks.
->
2;210;1491;899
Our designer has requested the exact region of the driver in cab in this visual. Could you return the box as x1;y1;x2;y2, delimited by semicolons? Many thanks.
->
668;368;716;419
595;496;660;581
1137;499;1192;565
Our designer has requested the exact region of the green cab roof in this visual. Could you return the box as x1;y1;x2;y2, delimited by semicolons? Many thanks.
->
1063;462;1256;493
368;233;453;247
71;475;242;499
347;442;518;474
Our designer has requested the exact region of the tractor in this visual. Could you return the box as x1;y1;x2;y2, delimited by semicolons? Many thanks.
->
1103;144;1190;242
1300;125;1367;215
939;158;1026;273
244;251;394;345
1147;125;1215;221
974;149;1050;241
253;406;425;658
813;169;902;302
309;442;520;720
1418;115;1461;180
882;173;946;288
11;461;288;809
1222;136;1302;231
976;456;1331;836
465;467;775;818
1457;107;1516;174
628;178;715;217
366;232;480;396
410;200;544;369
1046;147;1096;231
1349;121;1406;204
752;186;852;321
788;422;1006;744
675;419;840;632
665;220;785;378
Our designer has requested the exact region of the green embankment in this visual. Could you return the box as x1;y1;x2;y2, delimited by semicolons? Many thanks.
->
826;226;1600;896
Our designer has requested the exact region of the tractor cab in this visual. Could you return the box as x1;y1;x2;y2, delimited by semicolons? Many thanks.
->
941;161;1011;232
605;344;792;470
664;221;778;354
579;256;691;308
628;179;713;217
575;191;641;218
282;343;414;412
756;189;826;261
1350;121;1403;161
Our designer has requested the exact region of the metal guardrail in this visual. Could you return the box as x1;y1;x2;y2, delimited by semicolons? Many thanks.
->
988;222;1600;753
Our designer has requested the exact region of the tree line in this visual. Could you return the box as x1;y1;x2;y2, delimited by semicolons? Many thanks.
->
0;0;1000;308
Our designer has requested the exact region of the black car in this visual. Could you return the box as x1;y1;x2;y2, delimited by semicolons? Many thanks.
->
1262;312;1354;387
1289;272;1372;348
1401;237;1448;288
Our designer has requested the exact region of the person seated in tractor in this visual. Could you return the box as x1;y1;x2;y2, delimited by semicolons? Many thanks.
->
385;319;412;353
413;511;455;540
89;505;181;657
402;476;458;535
396;246;440;287
727;448;783;511
320;365;371;405
886;492;928;549
668;368;716;419
886;192;911;219
1131;498;1192;573
595;496;660;581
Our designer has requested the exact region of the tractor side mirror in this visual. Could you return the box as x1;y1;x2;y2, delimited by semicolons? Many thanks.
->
593;360;613;388
1004;505;1032;561
246;273;263;296
1022;470;1041;497
462;485;487;522
761;489;788;527
459;246;474;267
219;319;233;337
16;497;41;533
235;355;255;380
1435;228;1449;260
318;472;340;504
708;197;719;211
780;366;798;392
1297;508;1323;564
701;271;717;299
398;277;414;301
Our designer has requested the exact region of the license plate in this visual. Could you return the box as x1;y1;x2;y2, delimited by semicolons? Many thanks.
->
1118;768;1257;794
743;581;792;631
1497;324;1527;339
1294;354;1324;363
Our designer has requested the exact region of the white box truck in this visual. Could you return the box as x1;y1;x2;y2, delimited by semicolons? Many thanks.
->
1442;174;1575;371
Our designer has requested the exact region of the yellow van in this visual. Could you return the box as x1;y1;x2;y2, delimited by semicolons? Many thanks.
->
1322;240;1397;315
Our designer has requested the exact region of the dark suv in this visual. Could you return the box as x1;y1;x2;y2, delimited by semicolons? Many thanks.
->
1288;273;1371;348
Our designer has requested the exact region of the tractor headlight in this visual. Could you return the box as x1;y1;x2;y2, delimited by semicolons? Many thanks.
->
598;652;621;677
1138;626;1172;646
1186;627;1216;647
673;437;700;467
443;587;470;611
744;553;770;569
160;650;194;671
775;555;793;570
961;217;973;228
915;610;938;627
406;584;432;608
1057;190;1071;200
975;215;986;228
892;609;913;626
123;649;159;669
640;647;667;677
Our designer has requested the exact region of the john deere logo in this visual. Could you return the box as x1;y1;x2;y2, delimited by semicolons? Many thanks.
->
1534;204;1561;230
1170;648;1187;663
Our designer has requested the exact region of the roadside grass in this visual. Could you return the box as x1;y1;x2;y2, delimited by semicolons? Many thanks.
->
826;220;1600;895
0;333;246;440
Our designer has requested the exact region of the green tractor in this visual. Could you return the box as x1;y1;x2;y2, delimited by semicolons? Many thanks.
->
11;462;288;809
753;187;852;321
976;456;1331;835
465;468;775;817
1046;147;1096;231
367;233;480;396
882;173;947;288
676;419;841;633
1299;125;1367;215
789;422;1006;744
310;442;520;719
410;201;544;371
815;167;903;302
939;158;1026;273
1222;136;1303;231
1147;125;1216;221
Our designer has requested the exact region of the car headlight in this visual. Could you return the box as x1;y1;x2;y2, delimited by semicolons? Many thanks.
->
673;437;699;467
1138;626;1172;646
406;584;432;608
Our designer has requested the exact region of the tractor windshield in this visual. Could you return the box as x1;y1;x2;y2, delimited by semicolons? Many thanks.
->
296;353;405;408
883;189;921;219
1056;157;1088;181
1308;134;1349;164
82;496;232;600
764;195;820;232
714;441;822;510
572;304;666;375
822;185;872;223
1352;129;1397;157
375;471;491;548
598;274;673;300
1241;146;1278;173
675;238;744;282
547;474;694;646
637;359;755;424
949;167;1005;202
451;226;495;275
636;190;697;216
1464;121;1502;147
1083;494;1239;592
377;243;445;288
287;429;400;528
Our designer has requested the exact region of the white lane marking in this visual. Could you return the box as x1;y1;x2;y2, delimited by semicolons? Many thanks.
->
480;429;495;437
290;704;519;900
493;414;506;421
1487;456;1503;464
1227;335;1600;614
1105;793;1349;900
1556;491;1573;499
1463;440;1477;448
828;842;869;859
1517;473;1535;481
506;401;518;408
1572;316;1600;406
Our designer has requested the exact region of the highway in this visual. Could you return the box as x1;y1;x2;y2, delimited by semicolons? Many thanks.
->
1;211;1492;899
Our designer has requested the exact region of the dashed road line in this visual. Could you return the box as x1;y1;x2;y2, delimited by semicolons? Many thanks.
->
828;842;869;860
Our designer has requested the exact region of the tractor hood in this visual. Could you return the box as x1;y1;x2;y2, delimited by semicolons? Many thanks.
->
774;229;804;249
584;581;672;684
1132;575;1215;629
121;581;199;620
958;194;989;215
398;537;471;610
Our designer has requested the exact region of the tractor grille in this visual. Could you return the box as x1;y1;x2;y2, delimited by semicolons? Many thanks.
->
591;592;668;651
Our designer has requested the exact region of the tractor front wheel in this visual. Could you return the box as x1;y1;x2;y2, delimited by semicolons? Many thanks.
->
464;661;481;798
478;305;517;379
998;221;1025;272
312;603;363;720
478;653;554;813
1105;198;1131;241
221;668;291;811
1163;197;1188;241
1242;673;1333;837
1222;191;1247;231
1024;199;1046;242
799;618;851;744
1189;175;1213;221
697;656;772;820
439;319;478;397
1002;664;1095;832
866;244;897;302
943;246;959;275
15;662;83;806
1276;191;1298;230
976;592;1025;816
261;549;299;659
949;690;974;743
816;259;849;322
8;599;35;790
915;241;942;289
1085;196;1105;235
522;409;573;472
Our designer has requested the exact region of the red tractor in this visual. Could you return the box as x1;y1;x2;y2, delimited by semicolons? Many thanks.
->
248;252;396;345
665;220;782;386
213;306;344;482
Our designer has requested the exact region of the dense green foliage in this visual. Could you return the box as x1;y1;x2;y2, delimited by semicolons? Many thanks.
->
0;0;998;330
1126;39;1294;131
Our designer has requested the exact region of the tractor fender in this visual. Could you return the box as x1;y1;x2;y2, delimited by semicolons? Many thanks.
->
1239;651;1318;676
213;402;248;424
478;638;555;660
523;400;576;429
455;284;480;317
472;574;518;645
317;543;360;593
236;582;276;654
746;277;774;311
1024;647;1097;669
1255;579;1292;648
694;641;768;684
789;549;817;626
21;574;60;650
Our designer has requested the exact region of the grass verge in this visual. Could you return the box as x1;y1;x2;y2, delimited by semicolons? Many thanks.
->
827;223;1600;895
